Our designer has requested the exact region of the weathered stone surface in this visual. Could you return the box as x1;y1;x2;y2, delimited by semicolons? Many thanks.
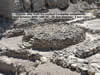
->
75;40;100;58
52;39;100;59
52;55;89;72
32;0;46;12
21;0;31;12
22;24;85;50
46;0;57;8
46;0;70;10
56;0;70;10
3;29;24;38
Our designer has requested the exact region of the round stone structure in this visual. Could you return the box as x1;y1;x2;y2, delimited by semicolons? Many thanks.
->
22;24;86;50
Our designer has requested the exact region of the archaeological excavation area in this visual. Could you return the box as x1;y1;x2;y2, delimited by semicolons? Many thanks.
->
0;0;100;75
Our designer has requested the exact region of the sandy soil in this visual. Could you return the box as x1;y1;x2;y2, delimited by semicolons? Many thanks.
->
34;62;80;75
0;36;23;50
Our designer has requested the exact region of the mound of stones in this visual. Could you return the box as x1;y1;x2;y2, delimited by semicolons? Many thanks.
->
52;39;100;73
22;24;85;50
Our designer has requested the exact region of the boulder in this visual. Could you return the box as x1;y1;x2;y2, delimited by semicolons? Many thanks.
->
22;0;31;12
46;0;57;8
22;24;85;50
31;0;46;12
46;0;70;10
13;0;24;12
56;0;70;10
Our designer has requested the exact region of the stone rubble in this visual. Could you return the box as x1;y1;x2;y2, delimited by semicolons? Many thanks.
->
52;39;100;73
22;24;85;50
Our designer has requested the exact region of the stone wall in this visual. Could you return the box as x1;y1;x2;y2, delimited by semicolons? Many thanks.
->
13;0;98;12
0;0;98;17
